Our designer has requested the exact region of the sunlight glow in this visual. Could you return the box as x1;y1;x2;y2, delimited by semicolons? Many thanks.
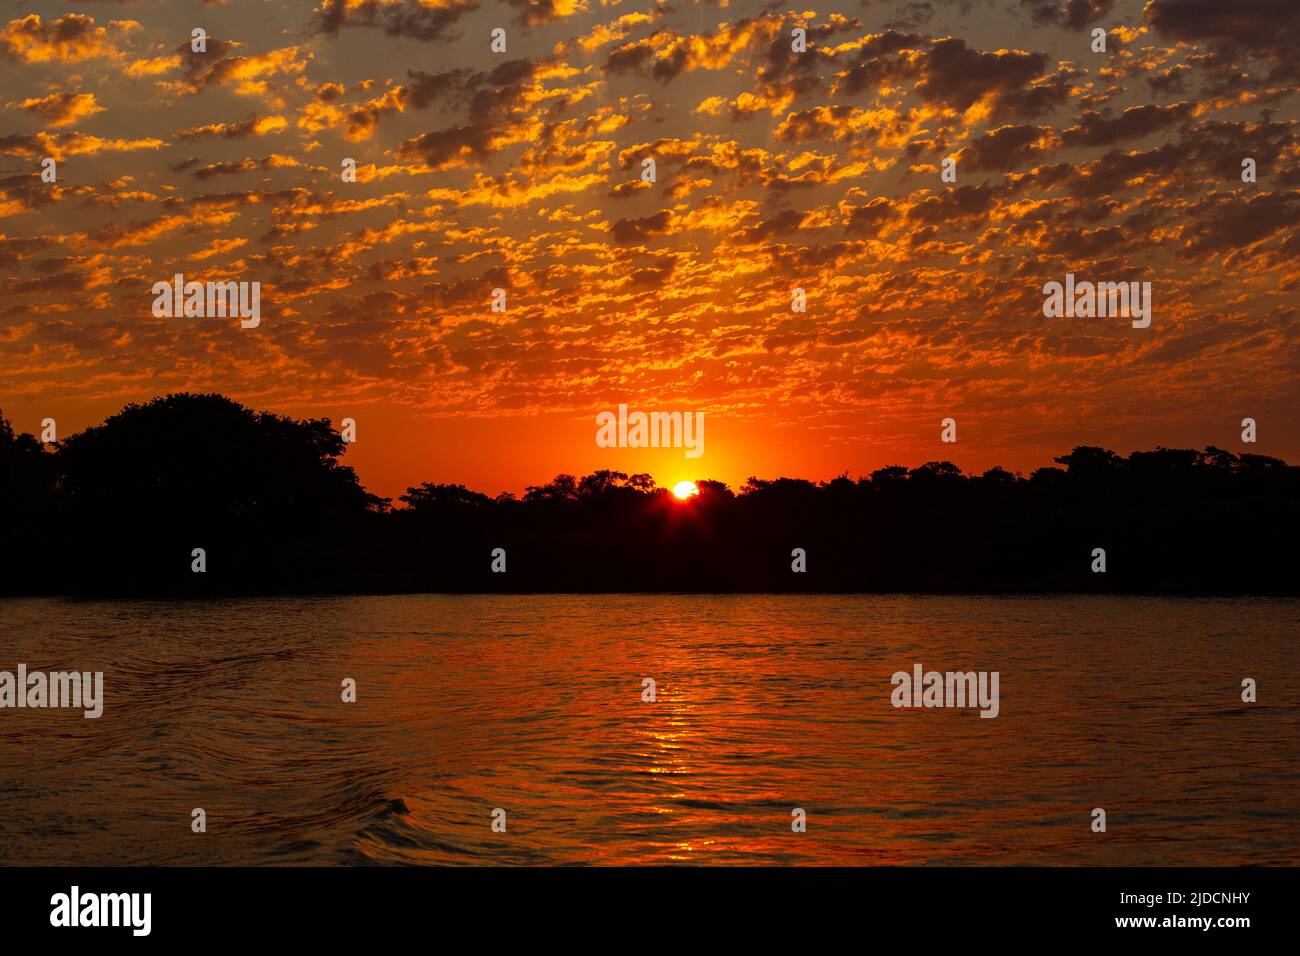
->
672;480;699;500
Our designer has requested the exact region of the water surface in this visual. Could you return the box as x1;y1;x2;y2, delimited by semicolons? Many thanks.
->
0;595;1295;865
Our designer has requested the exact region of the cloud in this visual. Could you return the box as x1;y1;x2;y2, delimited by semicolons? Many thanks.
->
0;130;163;160
508;0;590;27
1021;0;1118;29
610;210;673;243
178;114;289;140
393;59;541;168
153;38;309;96
906;184;998;224
0;14;119;63
312;0;479;41
955;124;1060;170
1146;0;1300;84
1060;102;1193;147
914;38;1054;112
9;92;104;128
841;197;899;237
1177;191;1299;259
0;0;1295;491
188;155;306;180
603;17;772;84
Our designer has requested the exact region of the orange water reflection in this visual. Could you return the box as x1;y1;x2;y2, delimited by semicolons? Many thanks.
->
0;594;1295;865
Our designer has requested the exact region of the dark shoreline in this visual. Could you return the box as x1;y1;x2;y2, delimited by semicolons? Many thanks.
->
4;394;1298;599
5;589;1299;600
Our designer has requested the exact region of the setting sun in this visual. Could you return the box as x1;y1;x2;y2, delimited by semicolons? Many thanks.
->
672;480;699;500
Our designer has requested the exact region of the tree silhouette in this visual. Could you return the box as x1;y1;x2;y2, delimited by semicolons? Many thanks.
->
0;409;58;592
400;483;493;512
2;394;1297;596
32;394;384;595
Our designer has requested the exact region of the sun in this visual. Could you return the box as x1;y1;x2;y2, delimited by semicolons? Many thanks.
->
672;480;699;500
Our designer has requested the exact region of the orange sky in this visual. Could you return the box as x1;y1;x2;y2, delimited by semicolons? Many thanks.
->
1;0;1297;499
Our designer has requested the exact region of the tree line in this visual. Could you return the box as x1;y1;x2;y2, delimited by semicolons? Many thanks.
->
2;393;1296;596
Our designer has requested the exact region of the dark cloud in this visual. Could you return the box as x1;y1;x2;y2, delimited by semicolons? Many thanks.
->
0;172;57;215
402;68;472;108
1178;192;1299;259
753;15;861;103
508;0;582;27
907;184;997;223
610;210;673;243
775;105;860;144
1147;64;1190;95
1020;0;1118;29
832;30;927;97
1042;224;1129;257
1146;0;1300;84
914;38;1052;111
741;209;806;243
171;35;240;90
177;114;284;140
956;124;1058;170
603;39;657;77
393;60;538;167
884;2;937;30
843;198;898;237
0;133;43;158
624;257;677;290
1060;103;1193;148
1018;143;1183;196
992;69;1074;119
1010;118;1299;199
191;156;294;181
313;0;479;42
833;33;1069;119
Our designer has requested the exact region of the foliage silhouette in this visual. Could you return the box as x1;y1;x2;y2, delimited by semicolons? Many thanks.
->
1;394;1296;596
